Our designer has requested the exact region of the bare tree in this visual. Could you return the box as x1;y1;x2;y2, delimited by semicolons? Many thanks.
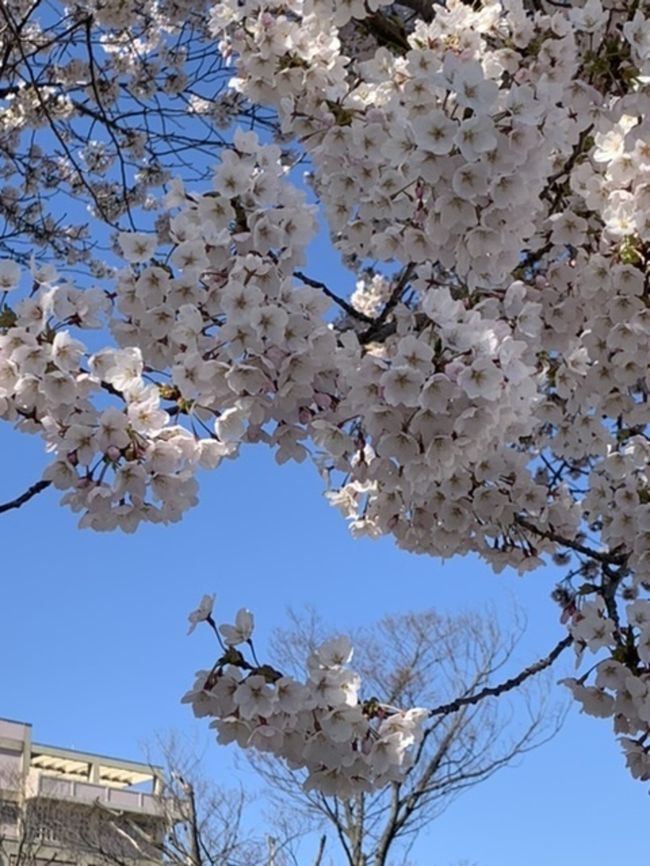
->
249;607;564;866
91;742;267;866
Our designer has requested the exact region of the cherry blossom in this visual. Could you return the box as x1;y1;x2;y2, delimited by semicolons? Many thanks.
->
0;0;650;794
184;602;428;794
187;594;216;634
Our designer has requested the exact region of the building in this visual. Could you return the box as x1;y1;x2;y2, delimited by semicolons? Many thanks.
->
0;718;170;866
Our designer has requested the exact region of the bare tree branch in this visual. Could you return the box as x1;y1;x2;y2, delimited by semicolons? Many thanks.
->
0;479;51;514
428;635;573;718
311;834;327;866
294;271;373;323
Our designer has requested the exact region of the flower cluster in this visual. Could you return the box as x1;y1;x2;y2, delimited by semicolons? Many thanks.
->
183;596;428;796
0;270;203;531
563;598;650;782
0;131;325;531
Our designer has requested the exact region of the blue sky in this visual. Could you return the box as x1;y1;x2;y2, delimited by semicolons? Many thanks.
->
1;416;648;866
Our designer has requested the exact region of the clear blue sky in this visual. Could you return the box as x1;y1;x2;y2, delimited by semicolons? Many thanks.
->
1;414;648;866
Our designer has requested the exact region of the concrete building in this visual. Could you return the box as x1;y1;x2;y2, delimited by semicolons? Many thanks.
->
0;718;170;866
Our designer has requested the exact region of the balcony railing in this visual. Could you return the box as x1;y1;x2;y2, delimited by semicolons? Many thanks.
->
25;771;165;816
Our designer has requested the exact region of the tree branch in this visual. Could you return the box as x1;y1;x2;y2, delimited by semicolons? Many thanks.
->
514;515;627;566
0;479;52;514
428;634;572;717
312;835;327;866
359;263;416;344
294;271;374;323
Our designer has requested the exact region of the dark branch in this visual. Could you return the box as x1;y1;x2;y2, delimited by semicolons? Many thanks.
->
428;634;572;717
359;263;416;344
514;515;627;566
311;835;327;866
294;271;373;323
0;479;52;514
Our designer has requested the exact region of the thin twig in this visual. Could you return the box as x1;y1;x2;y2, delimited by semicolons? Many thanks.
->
312;835;327;866
428;634;573;717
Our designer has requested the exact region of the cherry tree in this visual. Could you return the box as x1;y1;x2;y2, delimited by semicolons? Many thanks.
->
1;0;650;797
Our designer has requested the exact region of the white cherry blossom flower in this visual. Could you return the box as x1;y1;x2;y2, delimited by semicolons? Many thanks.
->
0;260;21;291
234;675;276;719
118;232;158;263
219;608;254;645
187;594;216;634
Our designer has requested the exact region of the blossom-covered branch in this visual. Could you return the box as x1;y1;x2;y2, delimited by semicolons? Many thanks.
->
186;597;564;798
